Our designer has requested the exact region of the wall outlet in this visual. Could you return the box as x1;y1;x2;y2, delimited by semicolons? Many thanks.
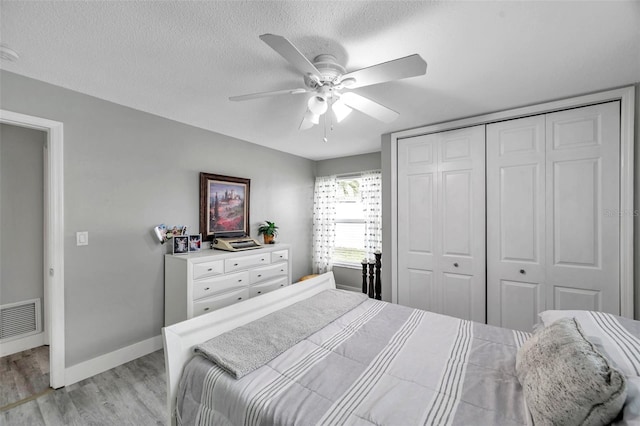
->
76;231;88;246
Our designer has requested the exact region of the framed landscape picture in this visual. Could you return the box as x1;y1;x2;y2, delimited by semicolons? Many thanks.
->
199;173;250;241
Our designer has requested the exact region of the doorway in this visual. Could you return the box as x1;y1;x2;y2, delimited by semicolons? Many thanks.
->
0;110;64;390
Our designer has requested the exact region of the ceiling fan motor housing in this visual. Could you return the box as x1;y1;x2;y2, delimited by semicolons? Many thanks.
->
304;54;346;89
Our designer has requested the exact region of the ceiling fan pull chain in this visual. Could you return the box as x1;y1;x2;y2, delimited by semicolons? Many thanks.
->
323;113;328;142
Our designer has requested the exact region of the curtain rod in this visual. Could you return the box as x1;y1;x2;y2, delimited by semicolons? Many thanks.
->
336;169;381;179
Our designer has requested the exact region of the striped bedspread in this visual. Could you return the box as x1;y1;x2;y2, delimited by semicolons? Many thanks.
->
177;299;531;426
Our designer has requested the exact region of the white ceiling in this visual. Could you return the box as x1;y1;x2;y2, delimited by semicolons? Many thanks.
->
1;1;639;160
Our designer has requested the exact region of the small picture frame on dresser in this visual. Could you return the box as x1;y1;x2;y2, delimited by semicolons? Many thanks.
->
173;235;189;255
188;234;202;252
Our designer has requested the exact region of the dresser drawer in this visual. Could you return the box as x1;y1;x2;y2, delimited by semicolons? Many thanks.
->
249;277;288;298
192;260;224;280
250;261;288;284
193;287;250;317
225;253;270;273
271;250;289;263
193;271;249;301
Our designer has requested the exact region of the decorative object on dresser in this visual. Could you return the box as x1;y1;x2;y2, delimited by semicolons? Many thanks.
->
257;220;278;244
164;244;291;326
199;173;250;242
188;235;201;252
361;250;381;300
172;235;189;255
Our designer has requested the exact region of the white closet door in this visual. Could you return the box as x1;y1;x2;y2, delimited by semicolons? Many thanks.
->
487;101;621;331
437;126;485;322
397;134;438;310
487;116;546;331
545;102;620;313
398;125;485;322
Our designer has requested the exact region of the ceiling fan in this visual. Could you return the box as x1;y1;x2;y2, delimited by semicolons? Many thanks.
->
229;34;427;131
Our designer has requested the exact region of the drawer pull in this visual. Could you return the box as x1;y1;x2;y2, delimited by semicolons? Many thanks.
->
453;262;459;267
257;274;262;277
234;263;239;266
237;297;243;300
207;268;213;272
280;269;284;272
520;269;526;274
204;307;210;311
280;284;284;287
238;279;243;282
257;291;262;294
261;258;265;261
204;287;210;291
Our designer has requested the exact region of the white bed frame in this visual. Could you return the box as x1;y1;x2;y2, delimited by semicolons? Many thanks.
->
162;272;337;426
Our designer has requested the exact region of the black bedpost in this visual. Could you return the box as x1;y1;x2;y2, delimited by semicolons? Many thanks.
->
374;251;382;300
361;259;368;294
368;261;375;298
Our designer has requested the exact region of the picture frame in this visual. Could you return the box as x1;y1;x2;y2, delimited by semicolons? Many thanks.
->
188;234;202;252
172;235;189;255
199;173;250;242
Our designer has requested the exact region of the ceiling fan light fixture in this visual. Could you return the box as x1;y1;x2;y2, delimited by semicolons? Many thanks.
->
332;99;352;123
308;95;328;115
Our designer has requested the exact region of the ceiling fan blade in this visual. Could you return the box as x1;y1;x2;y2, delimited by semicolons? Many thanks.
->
229;88;309;102
259;34;322;82
340;92;399;123
340;54;427;89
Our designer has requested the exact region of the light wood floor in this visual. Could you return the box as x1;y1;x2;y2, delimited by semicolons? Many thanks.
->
2;349;166;425
0;345;50;409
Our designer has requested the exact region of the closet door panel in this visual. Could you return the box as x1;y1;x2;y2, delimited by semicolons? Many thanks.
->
437;125;486;323
487;115;546;330
442;273;473;321
545;102;620;314
500;280;543;333
401;269;436;310
398;126;485;321
398;135;439;311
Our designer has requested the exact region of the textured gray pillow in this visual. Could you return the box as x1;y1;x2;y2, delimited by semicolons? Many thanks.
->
516;317;627;426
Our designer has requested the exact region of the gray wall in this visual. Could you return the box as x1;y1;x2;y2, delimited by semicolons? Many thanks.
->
315;152;381;177
0;70;315;366
315;152;382;291
383;83;640;318
0;124;45;320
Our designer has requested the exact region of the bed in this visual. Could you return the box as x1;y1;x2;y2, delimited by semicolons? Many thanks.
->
162;272;640;426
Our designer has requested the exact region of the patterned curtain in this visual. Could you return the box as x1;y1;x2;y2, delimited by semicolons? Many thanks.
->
312;175;337;273
360;170;382;260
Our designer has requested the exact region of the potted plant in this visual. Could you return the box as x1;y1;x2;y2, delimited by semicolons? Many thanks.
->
258;221;278;244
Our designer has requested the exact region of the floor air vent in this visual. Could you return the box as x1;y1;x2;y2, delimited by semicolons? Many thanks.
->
0;298;42;341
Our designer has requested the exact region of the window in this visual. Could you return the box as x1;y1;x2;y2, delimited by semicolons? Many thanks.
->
312;171;382;273
333;177;366;265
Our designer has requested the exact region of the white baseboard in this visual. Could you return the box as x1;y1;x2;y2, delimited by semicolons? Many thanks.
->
65;335;163;386
0;332;45;357
336;283;360;293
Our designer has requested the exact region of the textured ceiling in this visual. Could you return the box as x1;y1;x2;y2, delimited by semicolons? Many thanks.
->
1;1;639;160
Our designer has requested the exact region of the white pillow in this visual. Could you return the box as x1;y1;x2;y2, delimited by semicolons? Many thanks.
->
539;310;640;377
516;317;627;426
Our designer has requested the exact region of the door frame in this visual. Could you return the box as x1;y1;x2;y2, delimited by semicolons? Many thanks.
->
0;109;65;388
386;86;635;318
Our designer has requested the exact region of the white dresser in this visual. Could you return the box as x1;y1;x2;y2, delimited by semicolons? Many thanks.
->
164;244;291;326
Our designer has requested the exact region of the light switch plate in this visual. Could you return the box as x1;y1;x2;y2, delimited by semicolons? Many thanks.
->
76;231;89;246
